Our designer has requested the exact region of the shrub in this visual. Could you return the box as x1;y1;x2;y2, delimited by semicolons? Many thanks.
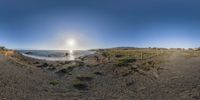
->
93;72;103;75
121;70;131;77
72;80;88;90
76;74;94;81
116;58;137;67
37;63;48;68
49;80;59;86
115;54;123;58
102;52;110;57
140;60;155;71
56;66;74;74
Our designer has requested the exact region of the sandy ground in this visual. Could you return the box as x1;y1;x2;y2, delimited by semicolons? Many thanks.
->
0;52;200;100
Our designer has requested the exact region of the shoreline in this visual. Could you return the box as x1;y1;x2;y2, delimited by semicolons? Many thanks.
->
18;50;96;61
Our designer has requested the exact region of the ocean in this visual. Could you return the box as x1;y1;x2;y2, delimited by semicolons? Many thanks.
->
18;50;95;61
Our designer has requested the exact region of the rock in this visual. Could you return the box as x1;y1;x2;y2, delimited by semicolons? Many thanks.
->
75;61;84;66
49;80;59;86
76;76;93;81
25;52;33;55
64;61;71;64
65;53;69;56
73;83;88;90
48;67;56;71
37;63;48;68
126;80;134;86
78;57;85;61
93;72;103;75
153;71;159;79
115;54;123;58
57;69;68;73
43;63;48;67
132;65;138;69
56;66;74;76
33;62;40;64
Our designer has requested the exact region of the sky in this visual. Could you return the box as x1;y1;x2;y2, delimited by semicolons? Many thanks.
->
0;0;200;50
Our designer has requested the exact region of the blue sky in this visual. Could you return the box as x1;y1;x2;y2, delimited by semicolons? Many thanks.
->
0;0;200;49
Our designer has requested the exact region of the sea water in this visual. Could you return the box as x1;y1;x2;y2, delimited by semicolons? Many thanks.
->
18;50;95;61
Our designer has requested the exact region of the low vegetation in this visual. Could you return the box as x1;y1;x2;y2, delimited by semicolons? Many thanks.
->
72;80;88;90
49;80;59;86
75;73;94;81
116;57;137;67
139;60;156;71
56;66;75;76
93;71;103;75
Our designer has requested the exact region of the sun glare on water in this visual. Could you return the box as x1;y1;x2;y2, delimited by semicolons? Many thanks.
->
66;38;76;60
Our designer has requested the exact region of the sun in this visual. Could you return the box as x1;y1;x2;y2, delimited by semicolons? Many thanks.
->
67;38;76;47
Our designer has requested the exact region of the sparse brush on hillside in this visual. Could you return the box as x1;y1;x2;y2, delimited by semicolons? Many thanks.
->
116;58;137;67
100;49;166;60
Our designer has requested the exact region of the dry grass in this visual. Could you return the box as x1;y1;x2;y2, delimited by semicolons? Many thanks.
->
102;49;164;60
101;49;200;61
